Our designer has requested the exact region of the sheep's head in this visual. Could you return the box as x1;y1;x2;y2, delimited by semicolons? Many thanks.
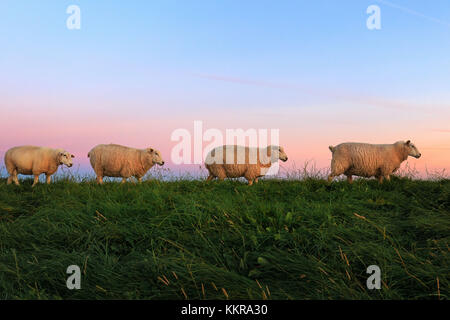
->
405;140;421;158
58;151;75;167
147;148;165;166
268;145;288;162
278;146;288;162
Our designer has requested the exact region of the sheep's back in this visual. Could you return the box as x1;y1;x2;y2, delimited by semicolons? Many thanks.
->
90;144;142;174
334;143;395;176
6;146;56;172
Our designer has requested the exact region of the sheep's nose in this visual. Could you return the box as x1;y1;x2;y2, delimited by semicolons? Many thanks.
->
161;161;165;165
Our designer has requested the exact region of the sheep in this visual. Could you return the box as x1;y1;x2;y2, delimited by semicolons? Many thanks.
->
88;144;164;184
205;145;288;185
327;140;421;184
4;146;74;187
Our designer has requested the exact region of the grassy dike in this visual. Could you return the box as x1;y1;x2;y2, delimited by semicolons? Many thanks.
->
0;177;448;299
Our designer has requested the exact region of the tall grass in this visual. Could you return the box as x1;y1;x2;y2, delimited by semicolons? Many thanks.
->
0;172;448;300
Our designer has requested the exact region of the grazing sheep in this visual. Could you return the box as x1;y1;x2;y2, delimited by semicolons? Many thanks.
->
327;140;421;183
4;146;74;187
88;144;164;184
205;145;288;185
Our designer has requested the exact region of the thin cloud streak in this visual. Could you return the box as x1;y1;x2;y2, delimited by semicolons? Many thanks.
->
193;73;448;113
376;0;450;28
432;129;450;133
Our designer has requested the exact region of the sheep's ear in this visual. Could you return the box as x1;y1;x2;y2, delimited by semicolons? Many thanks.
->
148;148;154;153
405;140;411;146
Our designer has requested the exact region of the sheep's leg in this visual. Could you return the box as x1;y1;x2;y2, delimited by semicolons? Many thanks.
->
377;176;384;184
384;175;391;182
329;160;348;183
206;174;214;182
46;174;52;184
32;174;40;187
254;178;259;183
121;178;127;184
5;163;15;185
96;176;104;184
13;173;20;186
347;175;353;184
328;160;337;182
8;168;19;185
244;170;256;186
136;176;142;183
216;170;226;181
216;167;228;181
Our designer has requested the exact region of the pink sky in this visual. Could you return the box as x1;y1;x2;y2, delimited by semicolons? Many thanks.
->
1;91;449;178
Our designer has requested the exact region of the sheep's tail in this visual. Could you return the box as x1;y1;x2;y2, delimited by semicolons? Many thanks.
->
329;145;335;153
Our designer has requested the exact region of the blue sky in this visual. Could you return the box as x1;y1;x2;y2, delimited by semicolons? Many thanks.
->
1;0;449;94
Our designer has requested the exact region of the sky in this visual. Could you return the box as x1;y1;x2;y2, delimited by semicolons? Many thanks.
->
0;0;449;177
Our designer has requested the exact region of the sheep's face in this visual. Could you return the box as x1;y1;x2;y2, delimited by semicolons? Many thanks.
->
148;148;165;165
59;151;75;167
278;146;288;162
269;146;288;162
405;140;421;158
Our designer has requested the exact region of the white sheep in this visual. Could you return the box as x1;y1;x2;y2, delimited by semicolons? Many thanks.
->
327;140;421;183
205;145;288;185
4;146;74;186
88;144;164;184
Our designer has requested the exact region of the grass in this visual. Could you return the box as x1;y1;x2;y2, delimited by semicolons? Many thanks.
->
0;175;448;300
